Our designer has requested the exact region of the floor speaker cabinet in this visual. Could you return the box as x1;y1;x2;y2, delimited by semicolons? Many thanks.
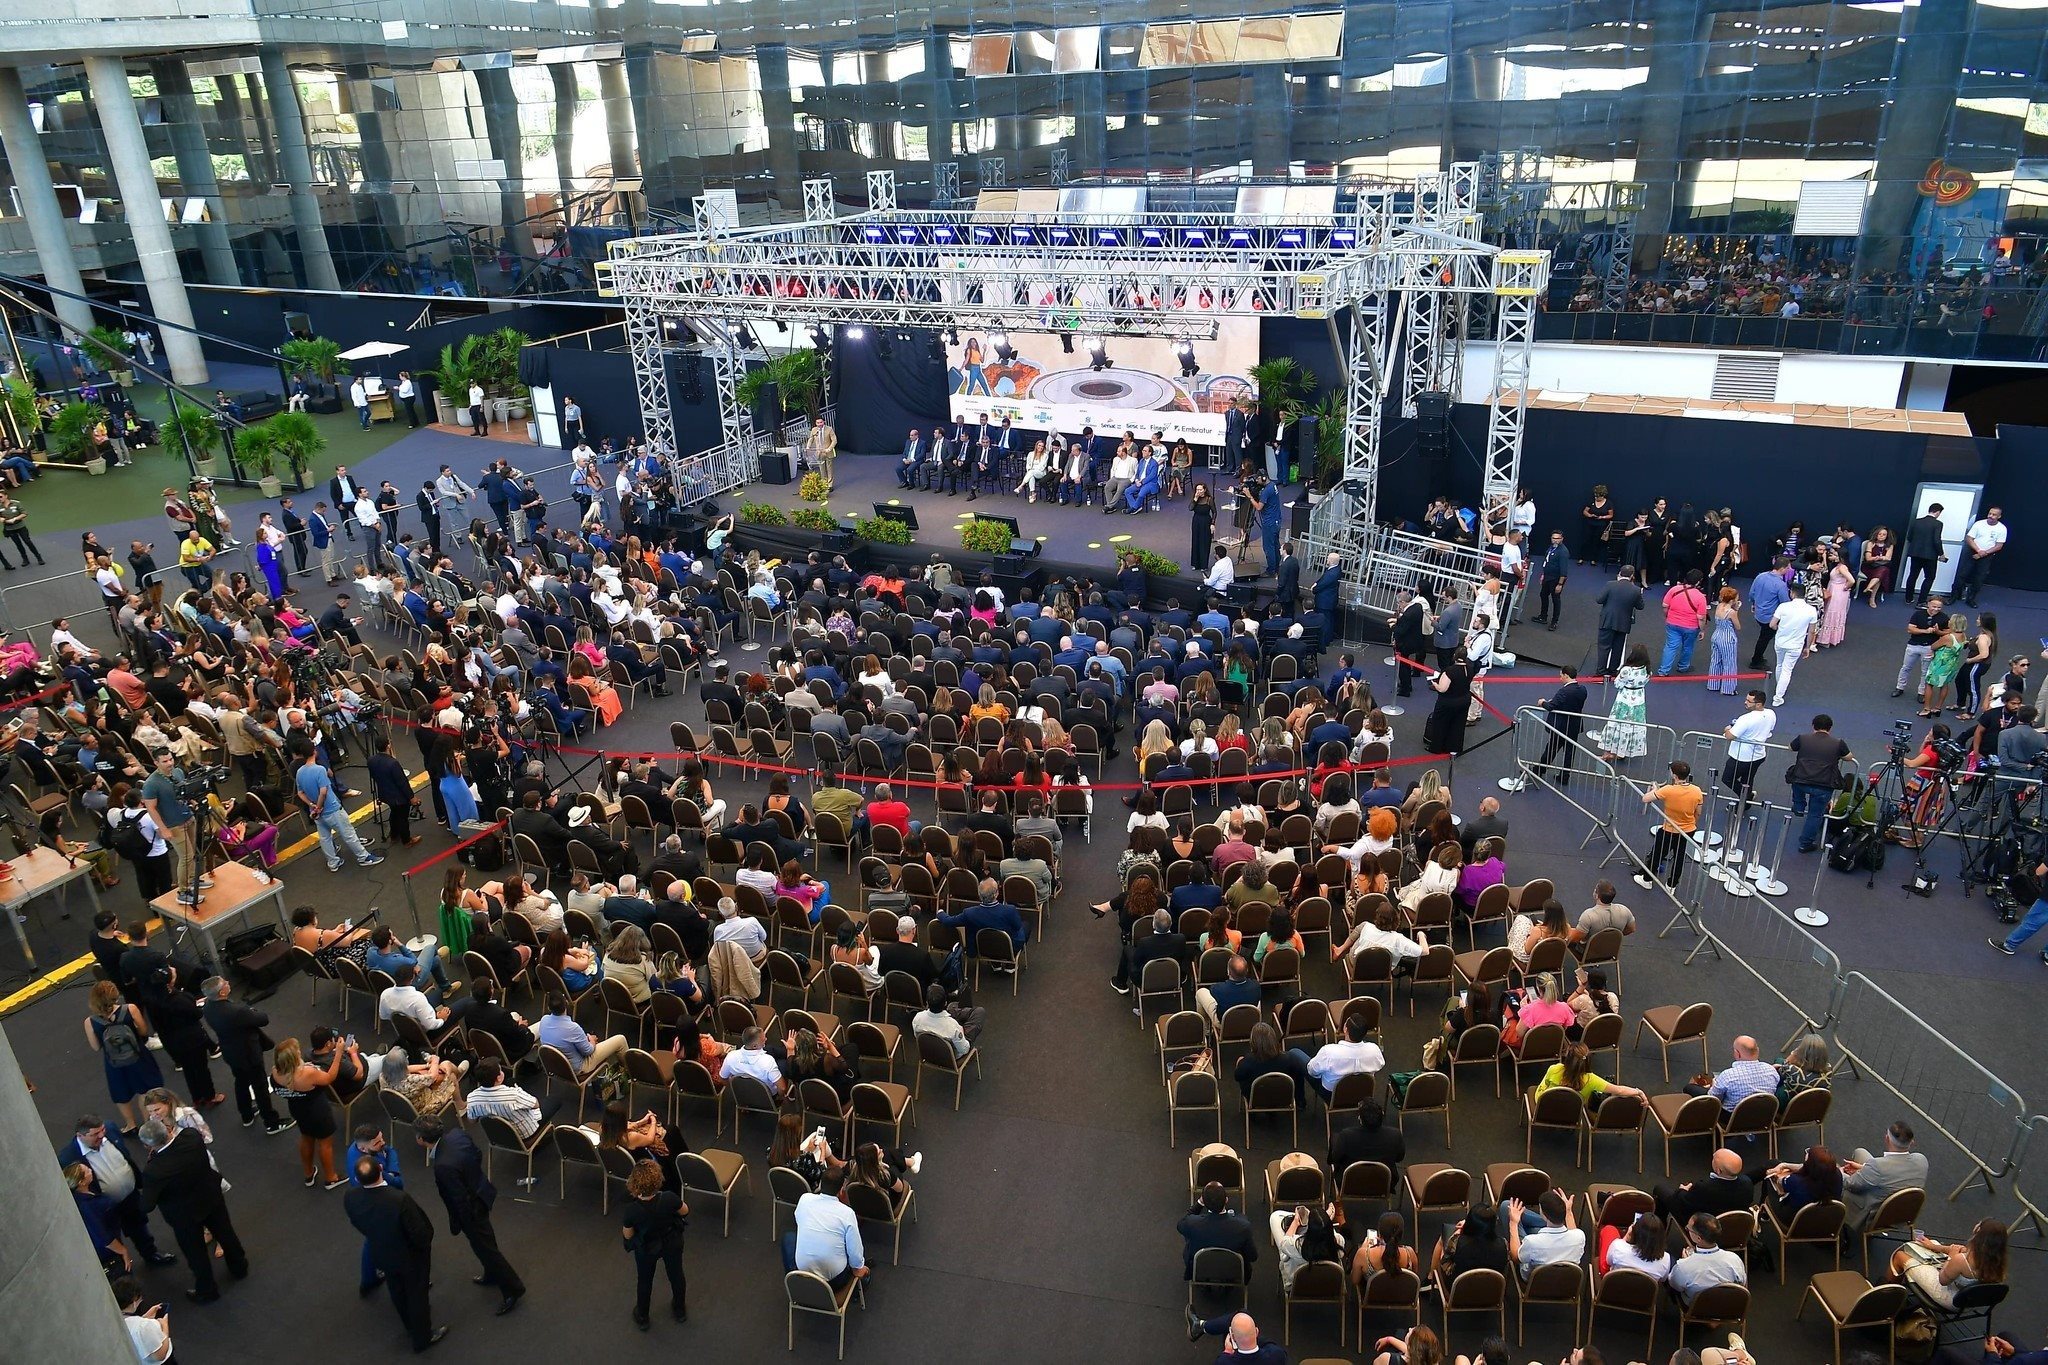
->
992;558;1044;601
757;450;793;485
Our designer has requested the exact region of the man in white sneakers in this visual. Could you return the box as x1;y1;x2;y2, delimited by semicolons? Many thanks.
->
1766;591;1819;707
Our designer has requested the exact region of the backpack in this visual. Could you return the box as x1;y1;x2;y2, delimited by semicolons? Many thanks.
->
105;810;153;863
99;1013;143;1067
1828;825;1885;874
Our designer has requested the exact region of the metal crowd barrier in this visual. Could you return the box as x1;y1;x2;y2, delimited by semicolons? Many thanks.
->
1510;702;2038;1211
2011;1115;2048;1235
1829;970;2031;1200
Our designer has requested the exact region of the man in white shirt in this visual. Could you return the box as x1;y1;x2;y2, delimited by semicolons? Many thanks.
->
1203;551;1236;595
1667;1212;1748;1306
1957;506;2006;607
116;1278;173;1363
790;1186;868;1289
1296;1014;1384;1100
1505;1190;1585;1273
467;382;487;437
720;1027;785;1095
1765;594;1818;707
1104;448;1138;512
1719;689;1775;800
350;377;371;429
378;963;457;1038
711;897;768;962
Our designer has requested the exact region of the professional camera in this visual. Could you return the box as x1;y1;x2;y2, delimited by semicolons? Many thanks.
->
173;764;231;801
1928;733;1973;769
1884;719;1916;760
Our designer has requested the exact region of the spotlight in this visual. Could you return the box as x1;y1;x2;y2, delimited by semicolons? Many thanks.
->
1175;340;1198;379
991;331;1016;363
846;326;866;340
929;335;946;363
730;323;757;350
808;324;830;352
1059;332;1075;355
943;326;959;346
877;330;895;361
1086;336;1110;372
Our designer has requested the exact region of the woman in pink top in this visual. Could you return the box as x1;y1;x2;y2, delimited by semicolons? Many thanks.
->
1656;569;1710;677
774;859;831;925
1506;973;1578;1036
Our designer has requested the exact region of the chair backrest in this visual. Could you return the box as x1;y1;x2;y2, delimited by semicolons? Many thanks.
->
1493;1166;1550;1205
1445;1267;1506;1309
476;1113;528;1153
1452;1023;1501;1062
1721;1090;1779;1135
1190;1246;1245;1286
1530;1086;1584;1126
1590;1091;1645;1131
1525;936;1570;977
1416;1166;1471;1207
1579;926;1623;966
1777;1085;1832;1128
1361;1267;1420;1307
1580;1011;1624;1053
1664;1093;1722;1135
1596;1265;1660;1312
1685;1282;1750;1323
1270;1163;1325;1205
1338;1160;1393;1201
1288;1260;1345;1302
1247;1070;1298;1111
1400;1071;1450;1111
1170;1069;1220;1109
1868;1185;1925;1234
917;1030;966;1070
1217;1003;1261;1044
1516;1022;1567;1063
1785;1199;1847;1239
1524;1260;1582;1301
1668;1001;1714;1039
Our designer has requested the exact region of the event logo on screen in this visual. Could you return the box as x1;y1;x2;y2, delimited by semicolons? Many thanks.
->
945;322;1260;446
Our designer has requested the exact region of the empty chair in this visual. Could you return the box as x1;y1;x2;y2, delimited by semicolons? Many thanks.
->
784;1269;865;1360
1797;1273;1910;1365
1634;1002;1712;1081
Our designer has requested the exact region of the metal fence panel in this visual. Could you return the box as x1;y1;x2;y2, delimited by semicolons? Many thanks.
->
1831;970;2028;1196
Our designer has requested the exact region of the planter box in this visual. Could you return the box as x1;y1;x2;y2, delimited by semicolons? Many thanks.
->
432;393;457;425
84;457;107;475
259;475;284;497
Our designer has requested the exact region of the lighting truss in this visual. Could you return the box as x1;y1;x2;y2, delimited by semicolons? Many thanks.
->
609;163;1548;629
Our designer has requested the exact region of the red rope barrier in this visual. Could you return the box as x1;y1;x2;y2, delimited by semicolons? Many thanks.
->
399;818;507;880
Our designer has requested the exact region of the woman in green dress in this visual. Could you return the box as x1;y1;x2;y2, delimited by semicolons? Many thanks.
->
1919;614;1967;718
1593;645;1652;762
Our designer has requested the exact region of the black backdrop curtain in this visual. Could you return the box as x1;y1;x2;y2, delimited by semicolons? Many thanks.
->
833;329;949;454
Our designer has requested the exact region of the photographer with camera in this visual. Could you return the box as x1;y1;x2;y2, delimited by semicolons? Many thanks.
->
140;751;209;906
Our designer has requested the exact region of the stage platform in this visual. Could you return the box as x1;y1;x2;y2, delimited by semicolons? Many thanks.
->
744;450;1308;583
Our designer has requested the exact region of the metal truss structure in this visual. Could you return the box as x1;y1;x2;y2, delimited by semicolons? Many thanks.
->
802;177;836;224
933;161;960;207
1050;147;1072;188
1603;182;1646;310
978;156;1007;190
608;166;1548;634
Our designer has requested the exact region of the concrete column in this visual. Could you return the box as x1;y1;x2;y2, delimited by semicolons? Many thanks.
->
1250;65;1292;174
597;60;639;178
338;66;404;255
1630;0;1709;270
755;44;804;211
150;60;240;288
1866;0;1972;267
0;68;95;340
82;54;207;386
623;45;668;204
0;1024;139;1362
550;64;580;196
860;50;893;160
473;67;528;249
922;32;954;165
237;73;278;185
257;49;341;291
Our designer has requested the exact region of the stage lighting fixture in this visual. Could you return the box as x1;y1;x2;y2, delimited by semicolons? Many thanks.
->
1086;336;1110;372
1060;332;1075;355
944;326;959;346
808;324;830;352
846;325;866;340
730;323;757;350
930;335;947;363
1175;341;1198;378
991;332;1016;362
877;330;895;361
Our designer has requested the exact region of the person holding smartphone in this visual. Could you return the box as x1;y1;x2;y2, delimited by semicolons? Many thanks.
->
113;1277;172;1362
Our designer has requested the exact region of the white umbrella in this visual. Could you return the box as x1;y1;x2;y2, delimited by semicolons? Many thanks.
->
337;341;410;360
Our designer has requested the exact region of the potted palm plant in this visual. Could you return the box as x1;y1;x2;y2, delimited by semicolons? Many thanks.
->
430;337;484;426
265;410;326;491
163;397;221;477
236;422;283;496
85;326;135;387
483;326;529;423
1247;357;1314;451
280;335;348;385
49;401;108;473
1;375;41;450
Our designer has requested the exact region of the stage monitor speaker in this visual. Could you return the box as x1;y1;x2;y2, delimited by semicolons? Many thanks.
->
1289;495;1312;535
992;559;1044;601
872;503;919;531
757;450;792;485
1295;414;1319;461
823;530;860;555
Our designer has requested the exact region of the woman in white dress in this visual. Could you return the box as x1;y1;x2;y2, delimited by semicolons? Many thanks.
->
1016;441;1053;502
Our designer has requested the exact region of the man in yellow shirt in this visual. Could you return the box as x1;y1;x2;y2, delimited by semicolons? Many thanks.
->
1637;760;1702;890
177;528;215;590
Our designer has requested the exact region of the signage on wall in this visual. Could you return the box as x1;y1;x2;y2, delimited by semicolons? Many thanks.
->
1917;159;1976;206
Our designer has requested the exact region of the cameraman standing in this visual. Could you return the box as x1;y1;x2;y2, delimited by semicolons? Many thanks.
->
141;751;207;906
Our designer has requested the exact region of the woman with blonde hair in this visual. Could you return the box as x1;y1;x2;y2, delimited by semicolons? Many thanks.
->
271;1034;357;1189
969;684;1009;724
1401;769;1451;821
1040;715;1072;751
84;979;161;1132
1397;843;1462;911
1214;713;1249;754
1137;718;1174;770
1181;717;1218;761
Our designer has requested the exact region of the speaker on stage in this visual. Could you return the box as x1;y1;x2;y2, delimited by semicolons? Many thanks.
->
1289;495;1312;536
1415;390;1451;489
758;450;792;485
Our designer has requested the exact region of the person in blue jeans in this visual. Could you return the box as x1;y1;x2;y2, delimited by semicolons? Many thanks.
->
294;751;385;872
1785;715;1852;852
1990;864;2048;961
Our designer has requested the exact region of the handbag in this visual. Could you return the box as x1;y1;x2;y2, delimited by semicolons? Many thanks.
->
1421;1036;1446;1071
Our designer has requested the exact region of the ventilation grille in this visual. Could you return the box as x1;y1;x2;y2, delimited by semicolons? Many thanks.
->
1709;352;1782;402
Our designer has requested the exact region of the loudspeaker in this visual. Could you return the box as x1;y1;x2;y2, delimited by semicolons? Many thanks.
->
1290;495;1312;535
757;450;792;485
1414;390;1451;433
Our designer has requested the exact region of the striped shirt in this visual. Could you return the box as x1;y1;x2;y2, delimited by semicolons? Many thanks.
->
1707;1059;1779;1114
465;1082;545;1138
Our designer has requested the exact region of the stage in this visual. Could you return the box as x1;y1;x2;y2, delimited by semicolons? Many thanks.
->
745;450;1311;584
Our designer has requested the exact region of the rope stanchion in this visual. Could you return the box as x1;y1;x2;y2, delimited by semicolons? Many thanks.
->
381;715;1456;793
0;682;79;715
399;818;508;934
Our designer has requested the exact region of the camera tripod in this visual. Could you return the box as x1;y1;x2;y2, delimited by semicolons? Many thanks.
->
1957;773;2046;909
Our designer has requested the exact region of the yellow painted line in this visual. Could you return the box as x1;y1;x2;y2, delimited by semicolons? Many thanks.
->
0;774;427;1017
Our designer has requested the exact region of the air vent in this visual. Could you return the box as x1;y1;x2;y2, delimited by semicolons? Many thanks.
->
1709;352;1781;402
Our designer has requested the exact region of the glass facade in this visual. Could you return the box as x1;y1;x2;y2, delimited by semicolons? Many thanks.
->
2;0;2047;358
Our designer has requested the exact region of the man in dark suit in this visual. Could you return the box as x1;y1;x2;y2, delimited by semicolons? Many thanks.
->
58;1117;177;1268
1458;797;1509;857
896;428;927;489
1117;908;1187;994
414;483;442;553
1177;1181;1257;1281
1534;664;1589;785
1653;1147;1756;1224
1273;542;1301;617
1533;528;1570;630
1390;586;1429;698
330;465;362;540
200;974;284;1132
420;1115;525;1314
137;1118;247;1302
280;497;310;574
1326;1096;1406;1179
509;789;572;869
1312;552;1343;644
345;1152;447;1352
699;662;743;719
